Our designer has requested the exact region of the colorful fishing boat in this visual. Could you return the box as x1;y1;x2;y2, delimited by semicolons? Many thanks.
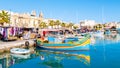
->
36;34;91;51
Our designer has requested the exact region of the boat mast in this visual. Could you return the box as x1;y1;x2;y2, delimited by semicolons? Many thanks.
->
102;6;106;62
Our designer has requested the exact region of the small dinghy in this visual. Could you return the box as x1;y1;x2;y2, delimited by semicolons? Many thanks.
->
10;48;30;55
11;54;30;59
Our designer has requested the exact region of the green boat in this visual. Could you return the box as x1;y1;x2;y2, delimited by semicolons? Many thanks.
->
36;34;91;51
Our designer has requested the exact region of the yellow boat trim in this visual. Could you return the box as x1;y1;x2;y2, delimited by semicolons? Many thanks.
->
41;39;90;48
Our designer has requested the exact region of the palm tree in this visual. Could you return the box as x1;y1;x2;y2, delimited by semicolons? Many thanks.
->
60;22;66;28
0;10;10;26
39;22;47;29
68;23;74;29
49;20;55;29
93;25;97;30
65;24;69;28
73;25;78;29
97;24;102;30
55;20;61;29
103;24;106;29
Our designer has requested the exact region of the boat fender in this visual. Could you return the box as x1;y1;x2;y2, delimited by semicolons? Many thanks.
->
25;41;30;47
34;40;37;47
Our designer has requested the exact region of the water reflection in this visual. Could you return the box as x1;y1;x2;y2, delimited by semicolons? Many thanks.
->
36;49;90;68
104;34;120;42
0;53;30;68
91;34;120;45
0;47;36;68
0;48;90;68
1;34;120;68
11;54;30;59
0;53;10;68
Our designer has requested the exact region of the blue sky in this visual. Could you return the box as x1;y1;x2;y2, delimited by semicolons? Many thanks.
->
0;0;120;23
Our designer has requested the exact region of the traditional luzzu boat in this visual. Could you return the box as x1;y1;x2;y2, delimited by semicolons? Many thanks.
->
36;34;91;51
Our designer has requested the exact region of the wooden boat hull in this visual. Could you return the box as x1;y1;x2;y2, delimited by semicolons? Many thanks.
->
38;44;90;51
37;37;90;51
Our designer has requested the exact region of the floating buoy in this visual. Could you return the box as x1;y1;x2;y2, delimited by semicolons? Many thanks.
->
25;41;30;47
40;56;45;60
34;40;37;47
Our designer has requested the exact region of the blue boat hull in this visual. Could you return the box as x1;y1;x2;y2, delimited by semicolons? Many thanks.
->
37;44;90;51
37;34;91;51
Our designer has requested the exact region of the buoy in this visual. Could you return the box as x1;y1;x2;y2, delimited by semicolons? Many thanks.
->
25;41;30;48
33;40;37;47
40;56;45;60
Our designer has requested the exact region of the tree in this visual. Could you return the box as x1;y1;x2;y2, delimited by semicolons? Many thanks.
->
49;20;55;28
97;24;102;30
55;20;61;29
73;25;79;29
39;22;47;29
68;23;74;29
93;25;97;30
60;22;66;28
0;10;10;26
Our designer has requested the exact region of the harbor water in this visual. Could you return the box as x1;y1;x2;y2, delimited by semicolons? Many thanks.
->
0;34;120;68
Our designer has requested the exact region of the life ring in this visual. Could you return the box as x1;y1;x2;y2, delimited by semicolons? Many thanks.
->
25;41;30;47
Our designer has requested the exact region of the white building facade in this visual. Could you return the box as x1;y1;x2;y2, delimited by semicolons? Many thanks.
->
1;10;43;28
80;20;97;29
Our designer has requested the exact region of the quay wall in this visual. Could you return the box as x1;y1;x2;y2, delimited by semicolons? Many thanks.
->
0;39;36;53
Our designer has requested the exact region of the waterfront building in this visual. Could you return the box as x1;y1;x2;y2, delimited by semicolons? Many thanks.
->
116;22;120;29
104;22;117;29
0;10;43;28
1;10;76;30
80;20;97;29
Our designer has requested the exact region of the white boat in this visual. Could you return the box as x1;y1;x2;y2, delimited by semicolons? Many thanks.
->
10;48;30;55
93;31;104;38
11;54;30;59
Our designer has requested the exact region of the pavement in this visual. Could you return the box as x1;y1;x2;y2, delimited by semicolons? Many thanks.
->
0;39;35;51
0;39;35;45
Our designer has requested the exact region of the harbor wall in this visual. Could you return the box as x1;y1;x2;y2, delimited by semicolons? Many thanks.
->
0;39;36;53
